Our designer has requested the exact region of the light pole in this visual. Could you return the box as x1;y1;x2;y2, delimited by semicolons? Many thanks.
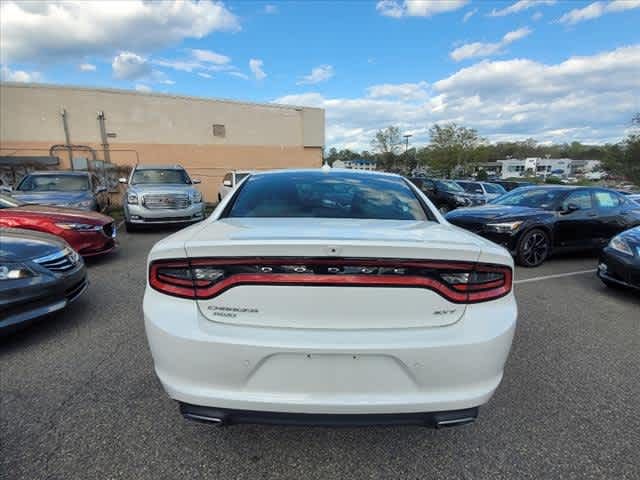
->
403;134;412;174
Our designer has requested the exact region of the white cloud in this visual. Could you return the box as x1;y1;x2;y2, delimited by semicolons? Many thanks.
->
0;65;43;83
190;49;230;65
366;81;429;100
377;0;468;18
558;0;640;25
274;45;640;149
198;72;213;79
489;0;556;17
249;59;266;80
450;27;532;61
463;8;478;22
79;63;96;72
0;0;240;64
228;71;249;80
135;84;151;93
112;51;150;80
532;11;543;20
297;65;334;85
264;4;278;14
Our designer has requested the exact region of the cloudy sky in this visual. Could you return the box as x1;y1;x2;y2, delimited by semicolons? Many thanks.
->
1;0;639;149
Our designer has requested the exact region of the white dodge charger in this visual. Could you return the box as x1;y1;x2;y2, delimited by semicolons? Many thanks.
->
144;169;517;428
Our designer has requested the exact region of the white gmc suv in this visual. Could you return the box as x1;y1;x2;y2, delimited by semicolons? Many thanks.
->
144;168;517;428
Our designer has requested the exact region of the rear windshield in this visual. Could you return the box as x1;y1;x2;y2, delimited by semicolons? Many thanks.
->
17;174;89;192
435;180;465;193
131;169;190;185
226;171;429;220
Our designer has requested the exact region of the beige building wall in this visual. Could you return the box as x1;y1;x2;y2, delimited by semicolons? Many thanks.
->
0;83;324;201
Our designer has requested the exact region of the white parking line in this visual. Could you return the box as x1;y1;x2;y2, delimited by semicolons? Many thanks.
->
116;219;125;230
514;269;596;285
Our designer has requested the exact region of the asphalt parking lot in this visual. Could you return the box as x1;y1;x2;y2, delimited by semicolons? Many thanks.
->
2;227;639;480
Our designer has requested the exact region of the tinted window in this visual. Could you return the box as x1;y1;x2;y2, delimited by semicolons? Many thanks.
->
457;182;483;194
492;188;564;209
435;180;465;193
227;172;429;220
594;191;621;209
17;174;89;192
483;183;505;194
131;169;189;185
562;191;593;210
234;173;250;184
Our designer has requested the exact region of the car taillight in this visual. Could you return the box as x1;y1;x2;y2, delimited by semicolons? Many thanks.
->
148;258;512;303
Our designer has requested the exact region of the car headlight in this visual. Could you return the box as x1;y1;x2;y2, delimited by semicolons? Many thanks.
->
486;221;524;233
608;236;634;256
0;263;34;280
454;195;469;204
190;191;203;203
55;222;102;232
127;193;138;205
72;199;94;209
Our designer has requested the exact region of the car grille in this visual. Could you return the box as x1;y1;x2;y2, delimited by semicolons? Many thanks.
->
143;193;190;210
102;222;115;238
34;249;79;273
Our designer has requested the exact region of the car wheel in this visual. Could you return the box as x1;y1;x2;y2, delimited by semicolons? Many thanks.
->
516;228;550;267
125;222;138;233
218;193;222;202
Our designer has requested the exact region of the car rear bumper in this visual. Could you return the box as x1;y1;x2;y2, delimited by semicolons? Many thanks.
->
144;288;517;417
0;267;88;333
125;203;205;224
178;403;479;428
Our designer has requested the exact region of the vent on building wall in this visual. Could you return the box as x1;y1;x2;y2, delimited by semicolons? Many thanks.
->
212;124;226;137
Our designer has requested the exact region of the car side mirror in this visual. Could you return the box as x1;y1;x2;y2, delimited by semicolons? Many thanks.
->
563;203;580;213
223;180;232;187
118;177;128;184
191;179;201;185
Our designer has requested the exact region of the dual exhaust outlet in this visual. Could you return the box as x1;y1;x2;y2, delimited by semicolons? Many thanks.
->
179;403;478;429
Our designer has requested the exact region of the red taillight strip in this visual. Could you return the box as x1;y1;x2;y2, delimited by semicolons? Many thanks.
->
148;258;512;304
192;273;470;302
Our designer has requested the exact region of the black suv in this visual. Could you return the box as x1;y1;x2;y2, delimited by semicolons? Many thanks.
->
408;177;480;214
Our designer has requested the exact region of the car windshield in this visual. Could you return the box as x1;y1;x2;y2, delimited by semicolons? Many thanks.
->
491;188;565;209
457;182;483;194
226;171;429;220
0;193;24;208
436;180;465;193
235;173;250;183
131;169;190;185
484;183;506;194
17;174;89;192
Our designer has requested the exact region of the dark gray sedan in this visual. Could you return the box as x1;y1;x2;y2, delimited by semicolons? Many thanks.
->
0;228;88;334
11;170;110;212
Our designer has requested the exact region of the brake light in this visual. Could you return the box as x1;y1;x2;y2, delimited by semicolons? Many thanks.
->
148;258;512;303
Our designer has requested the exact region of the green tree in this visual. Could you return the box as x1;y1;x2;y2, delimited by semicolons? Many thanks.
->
371;126;403;172
601;113;640;184
427;123;482;177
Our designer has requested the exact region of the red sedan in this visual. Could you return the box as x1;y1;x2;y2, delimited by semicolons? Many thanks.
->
0;193;117;257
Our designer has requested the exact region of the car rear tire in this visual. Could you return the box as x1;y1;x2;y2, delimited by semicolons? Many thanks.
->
516;228;550;267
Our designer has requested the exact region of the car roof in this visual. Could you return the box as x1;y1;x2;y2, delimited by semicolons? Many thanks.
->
251;168;403;180
133;164;184;170
26;170;90;176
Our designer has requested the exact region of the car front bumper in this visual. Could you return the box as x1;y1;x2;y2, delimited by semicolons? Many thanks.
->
125;203;205;224
598;247;640;289
144;288;517;419
0;264;88;333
